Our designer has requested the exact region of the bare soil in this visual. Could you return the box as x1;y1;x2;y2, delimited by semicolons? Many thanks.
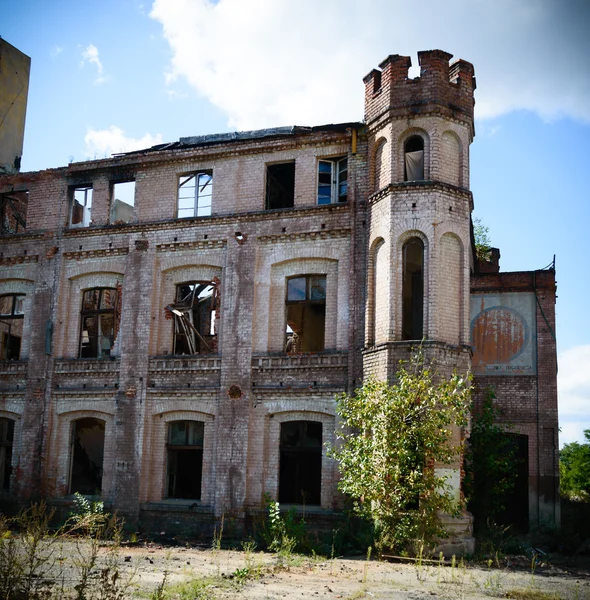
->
110;544;590;599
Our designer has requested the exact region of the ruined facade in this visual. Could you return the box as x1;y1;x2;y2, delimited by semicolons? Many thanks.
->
0;50;559;541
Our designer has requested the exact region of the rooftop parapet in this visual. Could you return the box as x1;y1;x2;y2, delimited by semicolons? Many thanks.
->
364;50;476;127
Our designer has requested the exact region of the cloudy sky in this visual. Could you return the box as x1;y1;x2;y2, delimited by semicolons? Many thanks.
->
3;0;589;445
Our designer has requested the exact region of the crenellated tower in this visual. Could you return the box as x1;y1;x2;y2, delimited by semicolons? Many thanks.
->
362;50;477;553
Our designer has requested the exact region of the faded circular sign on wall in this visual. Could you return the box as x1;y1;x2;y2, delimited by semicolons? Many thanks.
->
470;293;536;376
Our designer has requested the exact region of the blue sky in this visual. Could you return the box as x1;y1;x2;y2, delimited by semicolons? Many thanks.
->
3;0;589;445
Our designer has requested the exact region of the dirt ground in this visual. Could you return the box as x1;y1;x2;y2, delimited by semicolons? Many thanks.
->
110;544;590;599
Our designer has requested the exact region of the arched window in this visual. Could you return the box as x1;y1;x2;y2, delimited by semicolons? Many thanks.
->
285;275;326;353
79;288;119;358
404;135;424;182
279;421;322;505
0;294;24;360
69;418;105;495
0;418;14;491
402;238;424;340
166;420;204;499
170;281;218;354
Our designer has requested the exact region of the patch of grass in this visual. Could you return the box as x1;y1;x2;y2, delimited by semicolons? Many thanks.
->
505;590;563;600
163;575;236;600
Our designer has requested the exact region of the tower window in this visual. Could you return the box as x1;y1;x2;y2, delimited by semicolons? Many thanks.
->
285;275;326;353
0;294;24;360
166;420;204;499
402;238;424;340
404;136;424;182
317;157;347;204
266;162;295;209
279;421;322;505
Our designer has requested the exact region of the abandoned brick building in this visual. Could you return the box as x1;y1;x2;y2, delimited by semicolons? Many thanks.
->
0;49;559;544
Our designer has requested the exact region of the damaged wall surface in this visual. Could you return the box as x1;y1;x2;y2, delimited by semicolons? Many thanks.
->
0;49;559;542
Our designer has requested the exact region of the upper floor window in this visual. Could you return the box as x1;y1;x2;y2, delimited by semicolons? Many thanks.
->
285;275;326;353
404;136;424;182
110;181;135;224
70;186;93;227
266;162;295;210
178;172;212;218
79;288;119;358
1;190;28;234
402;238;424;340
167;420;204;499
170;281;218;355
317;157;347;205
0;294;24;360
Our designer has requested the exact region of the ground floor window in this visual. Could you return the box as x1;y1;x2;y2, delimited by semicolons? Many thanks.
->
279;420;322;505
166;420;204;499
0;418;14;491
69;418;105;495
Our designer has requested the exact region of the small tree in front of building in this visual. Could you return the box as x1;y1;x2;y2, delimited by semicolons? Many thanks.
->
330;352;471;554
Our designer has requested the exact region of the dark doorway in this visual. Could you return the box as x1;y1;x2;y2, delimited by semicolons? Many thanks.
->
70;418;105;495
497;433;529;531
279;421;322;505
402;238;424;340
167;420;204;499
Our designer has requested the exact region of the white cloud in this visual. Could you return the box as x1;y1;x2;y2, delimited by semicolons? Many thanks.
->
558;344;590;447
51;45;63;59
84;126;163;158
150;0;590;130
81;44;106;85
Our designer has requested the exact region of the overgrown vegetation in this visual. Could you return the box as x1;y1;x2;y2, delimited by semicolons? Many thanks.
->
473;217;492;261
560;429;590;501
329;350;471;555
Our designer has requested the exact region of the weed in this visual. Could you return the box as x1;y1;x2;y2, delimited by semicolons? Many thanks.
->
504;590;562;600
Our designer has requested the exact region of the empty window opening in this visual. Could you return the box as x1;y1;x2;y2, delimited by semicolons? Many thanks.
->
285;275;326;353
0;294;24;360
166;420;204;499
279;421;322;505
402;238;424;340
70;186;93;227
110;181;135;224
178;172;212;218
266;162;295;210
317;157;347;204
0;418;14;491
1;190;28;234
170;281;218;355
79;288;120;358
404;136;424;182
69;418;105;495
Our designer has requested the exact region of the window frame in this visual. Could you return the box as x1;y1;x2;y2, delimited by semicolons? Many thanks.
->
403;135;425;182
166;420;204;500
317;156;348;205
177;171;213;219
78;287;119;359
285;274;327;353
401;237;424;340
0;294;25;360
265;161;296;210
110;180;136;224
69;185;93;228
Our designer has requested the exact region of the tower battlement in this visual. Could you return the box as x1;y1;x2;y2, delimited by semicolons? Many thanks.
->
363;50;476;126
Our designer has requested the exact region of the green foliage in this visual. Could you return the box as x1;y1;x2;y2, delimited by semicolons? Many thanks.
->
329;351;471;554
473;217;492;262
261;495;304;556
560;430;590;501
464;388;518;532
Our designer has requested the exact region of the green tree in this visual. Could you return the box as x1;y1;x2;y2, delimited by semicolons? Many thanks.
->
330;352;471;554
560;430;590;501
473;217;492;262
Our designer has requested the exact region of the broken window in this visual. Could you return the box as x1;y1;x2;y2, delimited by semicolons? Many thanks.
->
110;181;135;224
285;275;326;353
169;281;218;355
79;288;120;358
0;294;24;360
177;172;212;218
70;186;93;227
317;157;347;205
279;421;322;505
69;418;105;495
166;420;204;499
404;136;424;181
402;238;424;340
0;190;28;234
266;162;295;209
0;418;14;491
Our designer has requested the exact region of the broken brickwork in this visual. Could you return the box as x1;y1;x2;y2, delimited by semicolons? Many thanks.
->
0;50;558;540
